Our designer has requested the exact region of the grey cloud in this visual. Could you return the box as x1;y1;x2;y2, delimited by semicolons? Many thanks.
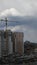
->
0;16;37;42
0;0;37;42
0;0;37;16
0;16;37;30
6;25;37;43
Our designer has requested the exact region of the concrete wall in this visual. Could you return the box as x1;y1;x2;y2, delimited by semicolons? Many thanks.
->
3;30;13;55
14;32;24;55
1;31;6;56
8;31;13;54
0;30;13;56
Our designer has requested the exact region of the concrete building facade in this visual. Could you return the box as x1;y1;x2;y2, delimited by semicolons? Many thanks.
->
0;30;13;57
13;32;24;55
0;30;24;57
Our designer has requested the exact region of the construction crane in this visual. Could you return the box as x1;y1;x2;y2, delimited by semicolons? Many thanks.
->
0;17;20;30
0;17;8;30
0;17;20;31
0;17;18;56
0;17;9;56
0;17;17;56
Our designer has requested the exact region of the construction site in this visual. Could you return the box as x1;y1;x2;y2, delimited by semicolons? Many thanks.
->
0;30;24;56
0;30;37;64
0;18;37;64
0;29;24;64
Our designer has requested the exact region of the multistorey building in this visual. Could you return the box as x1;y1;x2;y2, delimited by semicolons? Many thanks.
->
0;30;24;57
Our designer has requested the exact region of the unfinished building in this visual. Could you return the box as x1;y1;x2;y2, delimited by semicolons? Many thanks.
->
12;32;24;55
0;30;24;57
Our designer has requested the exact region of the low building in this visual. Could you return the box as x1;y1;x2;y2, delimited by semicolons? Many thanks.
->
34;48;37;56
24;41;35;55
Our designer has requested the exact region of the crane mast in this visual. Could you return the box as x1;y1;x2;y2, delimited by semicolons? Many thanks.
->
0;17;8;56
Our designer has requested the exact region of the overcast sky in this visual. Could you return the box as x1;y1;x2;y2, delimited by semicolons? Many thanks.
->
0;0;37;16
0;0;37;42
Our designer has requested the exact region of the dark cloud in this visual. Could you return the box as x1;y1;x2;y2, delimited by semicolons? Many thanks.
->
0;16;37;30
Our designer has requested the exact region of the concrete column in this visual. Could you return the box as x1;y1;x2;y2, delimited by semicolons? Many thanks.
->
1;31;4;57
8;32;13;54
